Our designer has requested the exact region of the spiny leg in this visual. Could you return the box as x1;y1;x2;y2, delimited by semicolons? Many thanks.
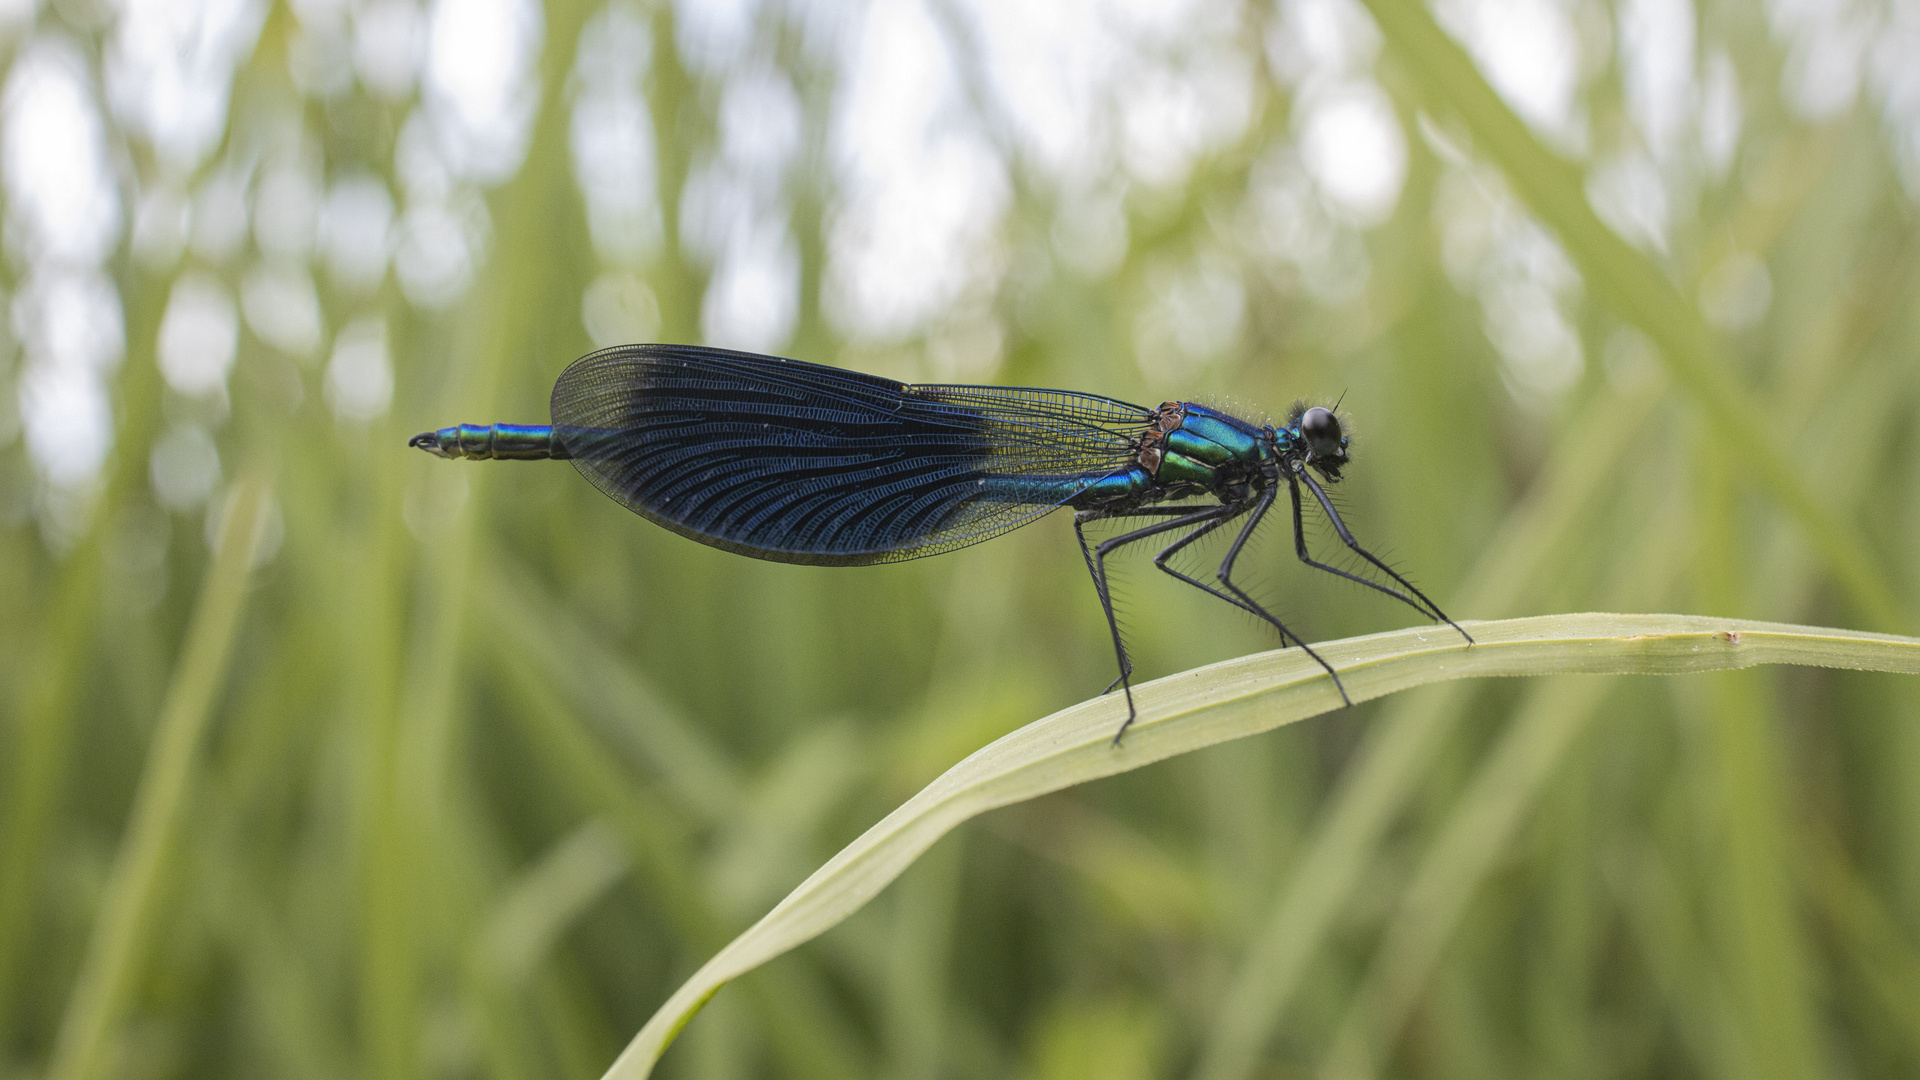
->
1075;506;1209;693
1286;475;1437;621
1077;505;1238;744
1147;507;1292;647
1091;505;1241;711
1074;517;1131;699
1296;469;1474;646
1214;486;1354;707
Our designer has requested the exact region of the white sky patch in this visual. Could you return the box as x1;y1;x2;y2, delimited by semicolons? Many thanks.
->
965;0;1251;192
283;0;356;101
158;272;240;396
571;2;661;265
1869;0;1920;200
395;197;480;307
287;17;355;100
1267;0;1381;90
0;0;36;31
1242;147;1373;304
1246;151;1332;272
571;93;660;263
1435;0;1583;147
320;173;395;291
1586;151;1669;252
1619;0;1695;163
326;315;394;422
5;41;122;265
355;0;423;99
6;43;125;488
106;0;265;170
1246;0;1402;296
19;358;112;487
677;160;743;267
242;263;325;359
13;270;126;485
960;0;1117;183
1298;82;1407;226
674;0;756;74
1436;164;1585;410
287;0;347;33
1768;0;1872;120
702;225;798;352
692;64;802;349
392;111;490;306
1119;53;1254;189
425;0;541;182
1481;277;1583;400
828;0;1008;341
1700;50;1743;178
720;66;802;187
12;272;125;380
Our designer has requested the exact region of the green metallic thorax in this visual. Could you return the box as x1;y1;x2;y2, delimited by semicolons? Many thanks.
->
1155;407;1267;485
1063;401;1274;512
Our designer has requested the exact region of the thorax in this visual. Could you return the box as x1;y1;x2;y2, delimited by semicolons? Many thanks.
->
1070;401;1271;511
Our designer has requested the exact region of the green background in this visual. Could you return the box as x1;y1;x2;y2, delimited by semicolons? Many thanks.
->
3;0;1919;1077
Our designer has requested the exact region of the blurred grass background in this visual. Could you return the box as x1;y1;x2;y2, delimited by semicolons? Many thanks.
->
1;0;1918;1076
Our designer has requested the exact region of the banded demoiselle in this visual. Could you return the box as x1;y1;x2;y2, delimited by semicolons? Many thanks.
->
412;344;1470;741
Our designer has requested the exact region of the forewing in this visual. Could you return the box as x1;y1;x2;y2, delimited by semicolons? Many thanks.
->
550;344;1150;564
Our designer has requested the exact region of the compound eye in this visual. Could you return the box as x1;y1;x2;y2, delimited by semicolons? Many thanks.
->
1300;407;1342;457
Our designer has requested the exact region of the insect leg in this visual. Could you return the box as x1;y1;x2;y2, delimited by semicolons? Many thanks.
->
1077;505;1238;744
1215;486;1354;707
1074;516;1133;700
1146;508;1289;644
1286;475;1439;621
1083;506;1244;661
1296;470;1474;646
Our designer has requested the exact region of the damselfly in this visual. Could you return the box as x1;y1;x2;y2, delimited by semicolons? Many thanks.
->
411;344;1471;741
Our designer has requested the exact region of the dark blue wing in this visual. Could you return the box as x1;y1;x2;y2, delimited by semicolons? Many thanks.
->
549;344;1150;565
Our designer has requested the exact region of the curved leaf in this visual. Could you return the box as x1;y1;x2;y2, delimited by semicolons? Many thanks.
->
602;613;1920;1079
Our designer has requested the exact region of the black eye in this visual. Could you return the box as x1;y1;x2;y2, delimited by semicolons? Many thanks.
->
1301;407;1342;456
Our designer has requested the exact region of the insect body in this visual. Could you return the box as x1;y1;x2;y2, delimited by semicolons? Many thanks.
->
412;344;1471;741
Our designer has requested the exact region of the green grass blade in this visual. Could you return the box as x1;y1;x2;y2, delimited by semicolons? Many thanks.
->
1355;0;1909;633
1698;434;1828;1080
1192;380;1658;1080
359;10;596;1076
600;614;1920;1079
0;276;169;1033
1701;666;1824;1080
478;563;745;820
477;821;634;989
1318;675;1615;1079
1304;460;1694;1079
44;474;274;1080
1806;835;1920;1054
1617;845;1755;1077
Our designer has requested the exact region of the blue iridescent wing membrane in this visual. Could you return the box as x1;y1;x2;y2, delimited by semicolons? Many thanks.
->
549;344;1151;565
